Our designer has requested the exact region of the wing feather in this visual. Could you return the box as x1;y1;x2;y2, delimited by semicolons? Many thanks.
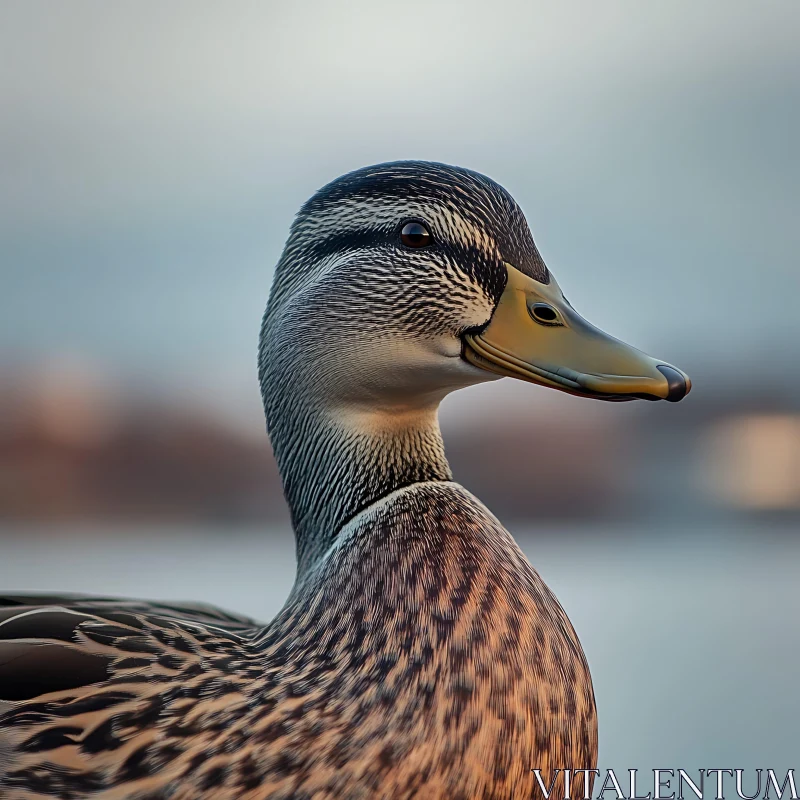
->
0;594;263;703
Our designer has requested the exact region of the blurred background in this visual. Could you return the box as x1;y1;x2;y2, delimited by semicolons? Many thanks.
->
1;0;798;780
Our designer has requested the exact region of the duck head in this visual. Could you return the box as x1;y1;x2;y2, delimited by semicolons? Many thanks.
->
261;161;691;570
261;161;690;415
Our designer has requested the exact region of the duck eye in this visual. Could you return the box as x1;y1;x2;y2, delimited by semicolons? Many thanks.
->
529;303;562;326
400;221;432;248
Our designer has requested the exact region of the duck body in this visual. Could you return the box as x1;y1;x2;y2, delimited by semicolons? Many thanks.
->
0;161;689;798
0;483;594;799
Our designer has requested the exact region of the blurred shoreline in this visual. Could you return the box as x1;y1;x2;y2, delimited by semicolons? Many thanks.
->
1;359;798;527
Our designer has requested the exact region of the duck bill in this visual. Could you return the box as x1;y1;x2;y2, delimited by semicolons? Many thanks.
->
463;264;691;402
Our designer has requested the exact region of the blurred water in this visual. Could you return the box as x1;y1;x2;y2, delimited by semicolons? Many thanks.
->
0;521;796;778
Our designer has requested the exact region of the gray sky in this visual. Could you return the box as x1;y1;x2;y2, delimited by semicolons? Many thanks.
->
2;0;798;420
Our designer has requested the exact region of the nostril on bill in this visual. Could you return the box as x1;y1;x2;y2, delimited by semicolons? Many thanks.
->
657;365;690;402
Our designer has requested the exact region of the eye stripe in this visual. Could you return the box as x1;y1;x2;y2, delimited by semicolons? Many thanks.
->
297;161;550;284
298;228;391;261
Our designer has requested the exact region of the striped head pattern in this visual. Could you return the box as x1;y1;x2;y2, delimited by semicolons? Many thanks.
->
260;160;549;409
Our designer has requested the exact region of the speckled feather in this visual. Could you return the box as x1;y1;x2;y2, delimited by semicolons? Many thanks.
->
0;485;595;799
0;162;597;798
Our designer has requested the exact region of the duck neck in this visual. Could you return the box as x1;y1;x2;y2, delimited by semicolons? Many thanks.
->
266;397;452;578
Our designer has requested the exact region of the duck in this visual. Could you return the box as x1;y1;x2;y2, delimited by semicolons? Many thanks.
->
0;161;690;800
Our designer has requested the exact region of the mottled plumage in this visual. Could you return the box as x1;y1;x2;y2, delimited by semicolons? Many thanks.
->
0;162;601;798
0;485;594;799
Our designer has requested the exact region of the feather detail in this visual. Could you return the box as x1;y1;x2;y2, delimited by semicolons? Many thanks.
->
0;484;596;799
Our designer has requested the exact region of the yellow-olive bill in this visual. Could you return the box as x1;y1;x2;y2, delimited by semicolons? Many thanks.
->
464;264;691;402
